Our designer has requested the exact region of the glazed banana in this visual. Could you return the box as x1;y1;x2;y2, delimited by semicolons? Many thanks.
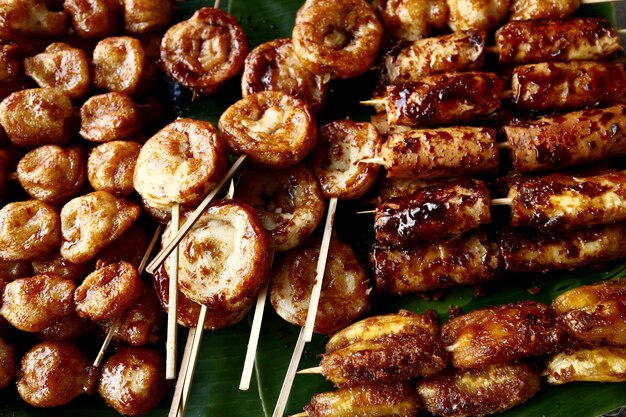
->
546;346;626;384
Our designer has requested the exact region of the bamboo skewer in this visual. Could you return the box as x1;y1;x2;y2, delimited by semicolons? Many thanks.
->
168;326;197;417
272;327;307;417
297;366;323;375
290;413;308;417
166;202;181;380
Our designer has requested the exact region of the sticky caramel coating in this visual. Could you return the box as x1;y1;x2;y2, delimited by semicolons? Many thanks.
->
74;261;142;321
37;313;96;342
0;274;76;332
80;93;142;143
160;7;248;95
417;362;541;417
446;0;509;32
0;200;61;262
0;337;16;390
373;0;448;41
0;0;68;37
552;279;626;346
63;0;120;38
219;91;316;168
309;120;381;200
236;164;325;252
305;381;422;417
120;0;172;33
32;251;91;282
60;191;141;263
241;38;328;113
0;42;23;82
442;301;564;369
98;347;167;416
509;0;580;20
93;37;146;95
546;346;626;384
133;118;226;212
87;140;141;197
24;43;90;101
0;88;73;148
270;237;370;334
17;145;86;205
18;342;90;407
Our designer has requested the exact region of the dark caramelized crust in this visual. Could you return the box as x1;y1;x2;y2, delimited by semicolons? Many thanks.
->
64;0;120;39
509;171;626;231
417;362;541;417
499;223;626;272
442;301;564;368
372;231;502;294
374;179;491;246
385;72;502;127
505;104;626;173
496;18;623;65
380;127;498;180
511;61;626;113
552;279;626;346
305;381;422;417
509;0;580;20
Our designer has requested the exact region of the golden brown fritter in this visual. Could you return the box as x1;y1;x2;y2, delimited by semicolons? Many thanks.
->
17;145;86;205
120;0;172;33
374;0;448;41
546;346;626;384
270;237;370;334
87;140;141;198
80;93;142;143
63;0;120;38
0;336;16;390
446;0;509;32
93;37;146;95
0;0;68;37
0;200;61;262
509;0;579;20
0;274;76;332
442;301;564;369
98;347;167;416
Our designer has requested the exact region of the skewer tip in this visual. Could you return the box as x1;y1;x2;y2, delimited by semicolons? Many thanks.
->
290;412;308;417
296;366;323;375
360;99;385;106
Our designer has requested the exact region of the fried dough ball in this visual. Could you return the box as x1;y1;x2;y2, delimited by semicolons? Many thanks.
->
93;37;146;95
219;91;316;168
241;38;329;113
309;119;381;200
17;145;86;205
0;337;16;389
0;274;76;332
0;42;23;82
64;0;120;38
60;191;141;263
17;341;92;407
160;7;248;95
87;141;140;197
235;164;325;252
0;88;73;148
37;313;96;342
270;237;370;334
98;347;167;416
74;260;142;321
80;93;142;142
292;0;383;79
0;0;68;37
373;0;449;41
31;251;91;282
24;43;90;101
121;0;173;33
0;200;61;262
133;118;226;213
447;0;510;32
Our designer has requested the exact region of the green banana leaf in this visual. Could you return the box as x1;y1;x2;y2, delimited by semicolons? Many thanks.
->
2;1;625;417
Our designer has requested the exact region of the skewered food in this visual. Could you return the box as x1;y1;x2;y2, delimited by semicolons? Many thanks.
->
92;36;146;95
218;91;316;168
16;145;86;206
79;92;142;142
552;279;626;346
305;381;422;417
504;104;626;173
378;176;440;201
120;0;173;34
292;0;383;79
31;251;91;282
546;346;626;384
442;301;564;368
235;164;325;252
241;38;329;114
417;362;541;417
509;0;579;20
87;140;141;197
17;341;93;407
0;200;61;261
379;127;498;180
0;88;73;148
495;18;623;64
160;7;248;96
0;274;76;332
0;337;16;390
446;0;509;32
0;0;68;37
63;0;120;38
270;236;370;334
98;347;167;416
374;179;491;246
373;0;448;41
499;223;626;272
372;231;502;294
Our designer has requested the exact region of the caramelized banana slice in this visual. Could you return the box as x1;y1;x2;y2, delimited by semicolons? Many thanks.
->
546;346;626;384
0;0;68;37
417;362;541;417
93;36;145;95
88;140;141;197
552;279;626;346
80;93;142;142
219;91;316;168
64;0;120;38
373;0;448;41
305;381;422;417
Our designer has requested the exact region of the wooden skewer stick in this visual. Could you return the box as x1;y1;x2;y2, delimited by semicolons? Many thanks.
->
290;413;308;417
303;197;338;342
272;327;307;417
166;202;181;380
297;366;322;375
93;224;164;367
146;154;247;274
168;326;197;417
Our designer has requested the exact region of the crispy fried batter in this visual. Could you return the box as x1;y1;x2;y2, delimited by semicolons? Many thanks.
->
446;0;509;32
93;37;146;95
120;0;172;33
546;346;626;384
63;0;120;38
374;0;448;41
87;140;141;197
80;93;142;142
